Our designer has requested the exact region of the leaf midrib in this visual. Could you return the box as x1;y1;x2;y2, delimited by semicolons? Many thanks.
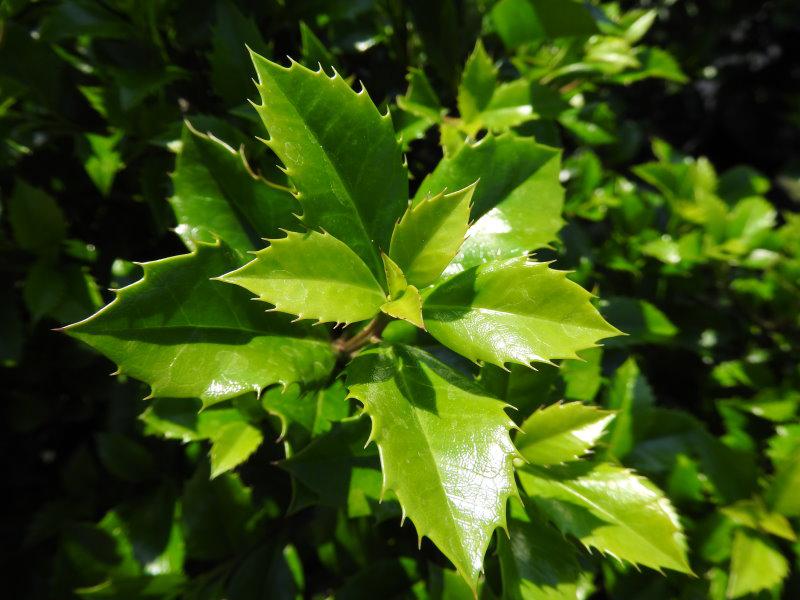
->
424;304;607;332
538;469;683;568
390;359;470;566
265;68;385;278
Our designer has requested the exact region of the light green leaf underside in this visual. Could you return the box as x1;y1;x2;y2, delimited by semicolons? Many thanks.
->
251;52;408;282
415;135;564;274
727;529;789;599
210;421;264;478
219;229;386;325
517;402;615;465
519;462;692;574
65;242;335;406
170;122;298;257
390;183;475;288
381;285;424;329
346;345;517;588
423;257;622;368
498;502;581;600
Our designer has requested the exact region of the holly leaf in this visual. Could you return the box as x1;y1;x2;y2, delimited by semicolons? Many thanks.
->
415;135;564;274
382;253;409;299
64;242;335;406
7;180;67;256
251;52;408;282
457;40;497;130
766;452;800;517
381;285;424;329
516;402;615;465
396;68;445;124
519;462;692;574
219;229;386;325
140;397;245;443
346;345;517;588
727;529;789;599
209;421;264;478
423;257;621;368
208;0;270;107
498;502;581;600
390;183;475;288
170;122;298;257
262;381;349;444
280;417;390;518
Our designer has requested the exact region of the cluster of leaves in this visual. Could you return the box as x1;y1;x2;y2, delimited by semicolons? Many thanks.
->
1;1;798;599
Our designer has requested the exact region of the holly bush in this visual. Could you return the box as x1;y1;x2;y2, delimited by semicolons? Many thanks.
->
2;1;799;599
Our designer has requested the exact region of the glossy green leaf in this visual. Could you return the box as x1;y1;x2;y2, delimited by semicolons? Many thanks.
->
346;345;517;588
209;421;264;478
7;180;66;255
498;502;581;600
299;22;336;69
140;398;244;443
65;242;335;406
519;462;692;574
721;499;796;541
83;131;124;197
766;452;800;517
516;402;615;465
396;68;444;124
604;358;655;460
181;466;261;561
598;297;677;345
209;1;270;107
219;229;386;325
170;122;298;257
390;183;475;288
262;381;349;443
415;135;564;274
251;52;408;281
490;0;544;50
382;253;409;299
561;347;603;401
457;40;497;129
423;257;621;368
726;529;788;599
381;285;425;329
280;417;389;518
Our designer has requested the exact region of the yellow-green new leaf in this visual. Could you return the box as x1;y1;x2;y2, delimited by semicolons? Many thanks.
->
170;122;298;258
210;421;264;478
346;345;518;589
727;529;789;599
457;40;497;132
519;462;692;574
498;502;582;600
389;183;475;288
64;242;335;406
219;230;386;325
414;135;564;274
382;253;408;299
517;402;615;465
381;285;424;329
251;52;408;282
423;258;622;368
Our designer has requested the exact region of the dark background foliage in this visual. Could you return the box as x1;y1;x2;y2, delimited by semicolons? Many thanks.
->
1;0;798;598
